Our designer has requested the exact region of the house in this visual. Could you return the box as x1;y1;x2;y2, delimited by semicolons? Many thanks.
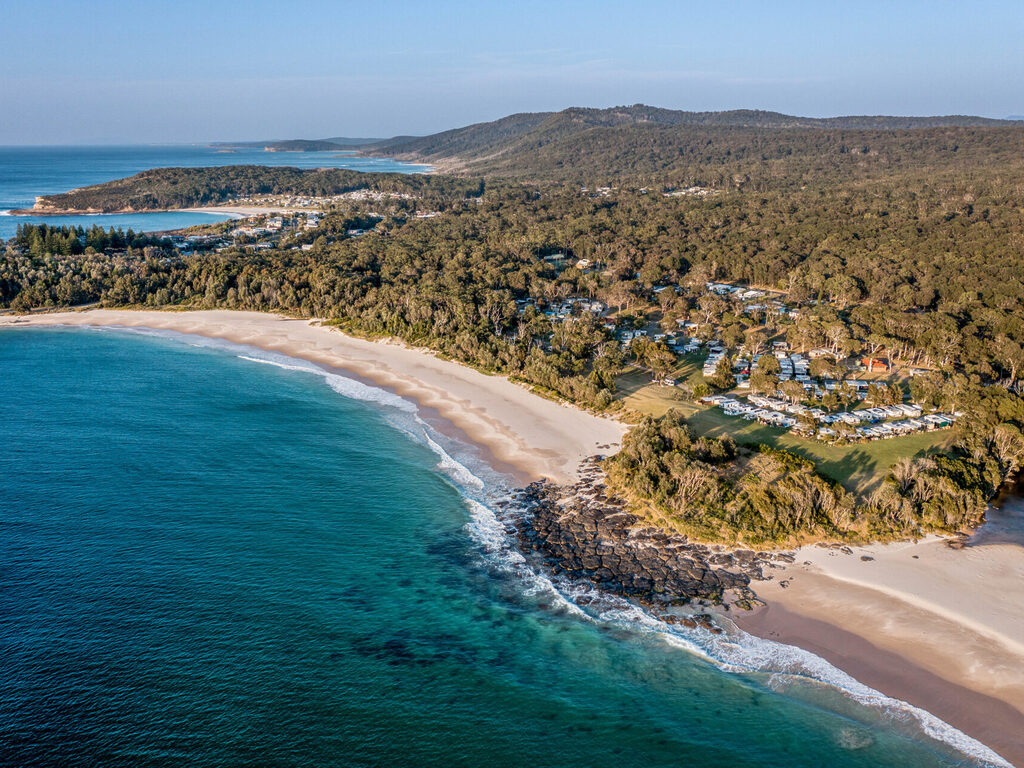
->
575;258;593;269
809;348;833;359
861;357;890;372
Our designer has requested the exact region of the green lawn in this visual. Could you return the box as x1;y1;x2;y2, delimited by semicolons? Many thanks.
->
685;408;953;497
617;353;707;417
619;375;954;497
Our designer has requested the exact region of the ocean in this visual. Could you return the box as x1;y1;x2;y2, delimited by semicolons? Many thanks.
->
0;145;429;240
0;326;1007;767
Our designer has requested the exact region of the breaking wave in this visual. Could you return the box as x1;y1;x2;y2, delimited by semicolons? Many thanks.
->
106;325;1014;768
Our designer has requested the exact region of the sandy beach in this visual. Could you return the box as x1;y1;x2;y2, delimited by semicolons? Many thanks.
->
0;309;624;484
736;529;1024;765
3;308;1023;764
182;205;318;217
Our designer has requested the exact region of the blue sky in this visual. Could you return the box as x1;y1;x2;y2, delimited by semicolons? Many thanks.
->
2;0;1022;143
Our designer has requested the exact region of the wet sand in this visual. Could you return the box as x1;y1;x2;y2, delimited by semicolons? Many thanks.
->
0;309;625;484
736;532;1024;766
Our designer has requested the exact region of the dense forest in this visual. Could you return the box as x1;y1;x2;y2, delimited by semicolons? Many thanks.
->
6;167;1024;389
367;104;1023;165
363;105;1024;180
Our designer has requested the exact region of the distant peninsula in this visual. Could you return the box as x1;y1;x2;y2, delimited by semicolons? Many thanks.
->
210;137;383;152
10;165;459;214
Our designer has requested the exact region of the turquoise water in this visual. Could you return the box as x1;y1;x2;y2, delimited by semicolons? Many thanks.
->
0;145;429;239
0;328;1006;767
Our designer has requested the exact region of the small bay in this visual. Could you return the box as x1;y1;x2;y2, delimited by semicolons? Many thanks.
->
0;145;428;239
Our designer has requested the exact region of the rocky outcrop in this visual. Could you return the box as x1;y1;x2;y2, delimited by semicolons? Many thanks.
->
511;456;786;611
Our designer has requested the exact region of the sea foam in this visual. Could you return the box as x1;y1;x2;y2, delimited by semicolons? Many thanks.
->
111;325;1012;768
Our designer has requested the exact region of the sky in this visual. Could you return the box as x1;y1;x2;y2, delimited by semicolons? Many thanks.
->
1;0;1023;144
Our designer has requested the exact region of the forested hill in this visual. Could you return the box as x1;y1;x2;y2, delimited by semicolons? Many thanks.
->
364;111;552;160
22;106;1024;212
23;166;481;213
361;105;1024;179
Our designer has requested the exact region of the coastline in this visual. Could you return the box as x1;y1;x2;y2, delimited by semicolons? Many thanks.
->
0;309;625;484
8;205;298;217
735;534;1024;766
2;308;1022;765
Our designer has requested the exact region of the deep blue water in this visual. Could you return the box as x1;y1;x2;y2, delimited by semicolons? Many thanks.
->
0;328;1007;767
0;145;429;239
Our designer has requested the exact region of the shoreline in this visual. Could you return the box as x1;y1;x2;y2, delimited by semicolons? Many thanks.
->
181;205;315;216
735;600;1024;766
0;310;625;484
2;308;1022;765
735;533;1024;766
7;205;296;218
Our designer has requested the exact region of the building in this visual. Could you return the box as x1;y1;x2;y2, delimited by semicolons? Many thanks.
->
861;357;890;372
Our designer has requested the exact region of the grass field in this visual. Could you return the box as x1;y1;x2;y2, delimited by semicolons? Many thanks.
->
618;366;954;497
618;352;706;416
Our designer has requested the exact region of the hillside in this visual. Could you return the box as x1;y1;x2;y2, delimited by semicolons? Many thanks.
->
365;111;551;159
361;105;1024;179
21;106;1024;213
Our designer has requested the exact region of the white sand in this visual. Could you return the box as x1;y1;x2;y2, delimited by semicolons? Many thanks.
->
783;536;1024;659
740;532;1024;762
182;206;314;216
0;310;625;483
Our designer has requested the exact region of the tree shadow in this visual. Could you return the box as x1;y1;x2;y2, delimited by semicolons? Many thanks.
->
969;493;1024;547
615;368;659;397
805;446;880;498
